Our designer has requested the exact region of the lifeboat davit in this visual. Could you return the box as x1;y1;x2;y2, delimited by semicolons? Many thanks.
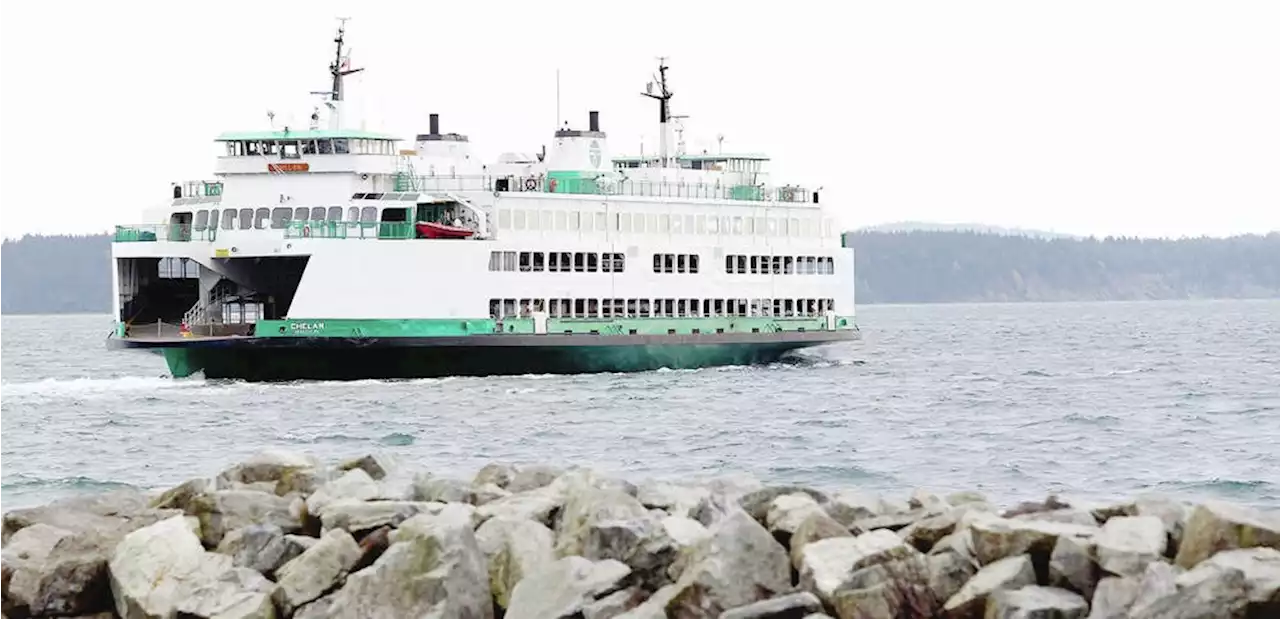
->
415;221;475;239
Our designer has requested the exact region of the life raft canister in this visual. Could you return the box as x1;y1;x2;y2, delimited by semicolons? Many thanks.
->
525;178;537;191
549;178;558;192
302;224;311;238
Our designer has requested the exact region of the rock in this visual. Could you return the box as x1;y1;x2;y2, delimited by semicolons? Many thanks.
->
1048;533;1098;598
509;465;565;493
476;490;562;526
789;510;853;570
215;524;312;577
554;487;650;558
398;502;481;532
1129;562;1250;619
1131;495;1190;552
638;481;712;520
766;493;827;541
1174;500;1280;569
1195;547;1280;610
149;478;210;511
304;469;380;516
474;463;518;489
215;449;324;497
316;499;442;535
798;529;922;605
660;515;710;550
1003;495;1073;519
665;510;792;615
831;580;936;619
407;473;474;504
174;566;275;619
928;551;977;603
968;513;1098;571
1127;561;1180;618
190;490;300;548
825;491;892;527
582;587;647;619
941;554;1037;619
3;524;113;617
947;490;990;508
321;509;492;617
2;489;179;545
1088;576;1141;619
720;591;824;618
505;556;632;619
270;528;361;616
107;515;235;619
1012;508;1100;527
473;483;512;506
910;488;950;512
475;517;556;610
739;486;829;524
849;510;929;534
1093;516;1166;578
986;585;1088;619
930;529;976;561
899;510;960;553
336;453;394;480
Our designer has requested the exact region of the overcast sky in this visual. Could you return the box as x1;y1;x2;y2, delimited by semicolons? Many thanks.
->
1;0;1276;239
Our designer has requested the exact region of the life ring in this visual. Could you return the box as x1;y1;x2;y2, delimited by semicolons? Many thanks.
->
302;225;311;238
549;178;558;192
524;178;537;191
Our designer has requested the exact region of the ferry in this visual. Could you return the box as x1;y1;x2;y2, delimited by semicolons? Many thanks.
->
107;23;860;381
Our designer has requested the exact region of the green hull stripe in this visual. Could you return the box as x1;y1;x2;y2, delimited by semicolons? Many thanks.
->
255;316;857;338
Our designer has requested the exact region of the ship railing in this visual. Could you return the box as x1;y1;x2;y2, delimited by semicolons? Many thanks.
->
282;220;416;240
114;224;224;242
172;180;223;199
388;174;816;204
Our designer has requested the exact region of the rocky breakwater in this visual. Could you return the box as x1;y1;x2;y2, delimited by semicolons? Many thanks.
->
1;450;1278;619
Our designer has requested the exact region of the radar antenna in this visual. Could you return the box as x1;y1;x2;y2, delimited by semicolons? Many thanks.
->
640;57;676;167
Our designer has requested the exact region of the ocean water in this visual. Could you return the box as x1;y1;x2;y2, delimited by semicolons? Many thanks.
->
2;301;1278;512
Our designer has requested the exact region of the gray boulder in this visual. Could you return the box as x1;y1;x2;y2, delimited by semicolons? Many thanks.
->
1088;575;1141;619
336;453;394;481
765;493;827;540
1129;562;1251;619
825;490;895;527
476;489;562;526
1094;516;1166;577
215;449;324;497
473;463;518;489
2;523;113;617
505;556;632;619
637;480;712;520
968;513;1098;566
720;591;824;618
659;515;710;550
474;516;556;610
270;528;361;616
739;486;829;525
508;465;565;493
174;567;275;619
107;515;236;619
1194;547;1280;610
407;473;474;504
2;489;179;545
798;529;922;605
215;524;313;577
789;510;852;570
1048;533;1098;598
473;483;512;506
986;585;1088;619
1175;501;1280;569
315;499;443;535
190;490;301;548
304;470;380;517
664;510;791;615
941;554;1037;619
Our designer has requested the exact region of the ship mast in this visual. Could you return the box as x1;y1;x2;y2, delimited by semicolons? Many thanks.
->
312;18;364;130
640;58;674;168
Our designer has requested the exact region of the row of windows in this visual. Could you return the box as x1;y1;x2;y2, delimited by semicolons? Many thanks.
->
224;138;395;158
488;251;626;273
726;255;835;275
653;254;700;274
192;206;385;231
490;297;836;319
497;208;833;239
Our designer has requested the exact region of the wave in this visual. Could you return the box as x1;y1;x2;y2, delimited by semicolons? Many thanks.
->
0;375;205;398
1;475;135;493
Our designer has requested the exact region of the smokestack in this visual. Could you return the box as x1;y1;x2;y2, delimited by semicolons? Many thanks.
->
588;111;599;132
429;113;440;135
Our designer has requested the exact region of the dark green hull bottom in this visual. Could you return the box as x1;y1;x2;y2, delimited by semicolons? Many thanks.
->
150;340;841;381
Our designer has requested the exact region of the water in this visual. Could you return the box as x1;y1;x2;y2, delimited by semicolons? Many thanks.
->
3;301;1278;511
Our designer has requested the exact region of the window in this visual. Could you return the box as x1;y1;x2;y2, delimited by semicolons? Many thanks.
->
254;208;270;230
689;254;699;274
309;207;325;221
326;206;343;221
270;207;293;229
347;207;359;222
222;209;237;230
677;254;687;274
736;255;747;273
333;138;349;154
238;208;253;230
360;207;377;222
294;207;309;221
503;251;516;271
519;251;532;272
653;254;662;273
587;253;599;273
489;251;502;271
532;252;545;272
194;210;209;231
574;252;585;272
783;256;794;274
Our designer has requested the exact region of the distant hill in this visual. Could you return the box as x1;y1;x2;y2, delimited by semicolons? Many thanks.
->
2;230;1278;314
857;221;1080;240
847;230;1280;303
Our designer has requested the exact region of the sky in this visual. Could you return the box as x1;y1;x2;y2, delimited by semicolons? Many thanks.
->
1;0;1277;239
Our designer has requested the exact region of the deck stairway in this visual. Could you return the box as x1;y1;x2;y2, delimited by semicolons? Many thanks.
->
394;156;419;191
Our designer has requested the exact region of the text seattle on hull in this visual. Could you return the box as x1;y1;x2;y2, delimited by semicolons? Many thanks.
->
107;22;860;381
